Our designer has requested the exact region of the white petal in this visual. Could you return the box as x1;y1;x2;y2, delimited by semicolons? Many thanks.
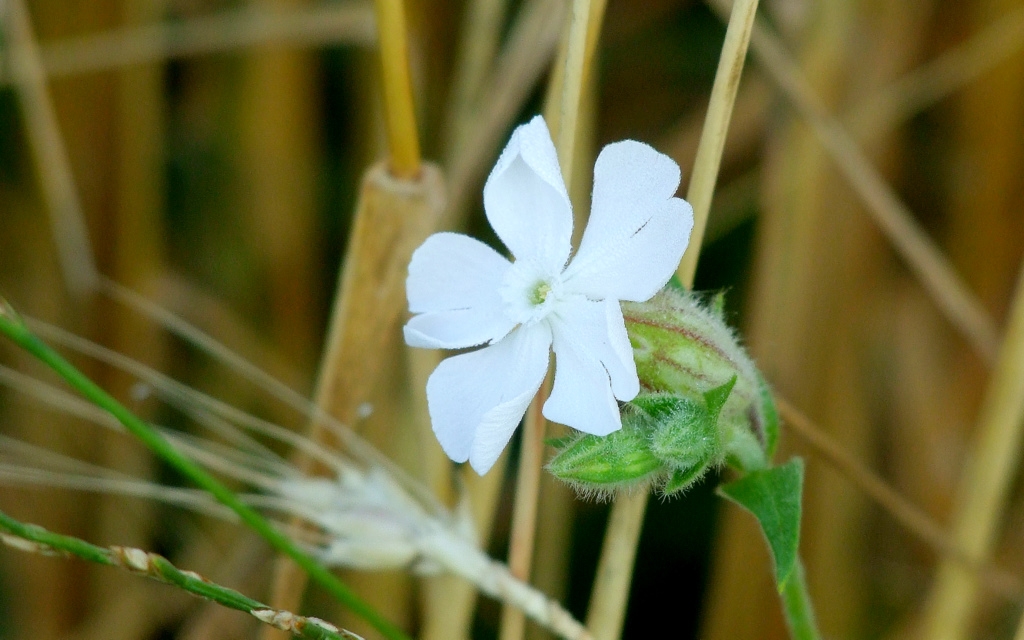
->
404;309;514;349
405;233;516;349
425;324;552;474
542;297;639;436
563;140;693;302
407;232;510;313
483;116;573;273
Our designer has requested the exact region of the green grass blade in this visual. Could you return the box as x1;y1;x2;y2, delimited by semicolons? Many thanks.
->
0;509;361;639
0;300;409;640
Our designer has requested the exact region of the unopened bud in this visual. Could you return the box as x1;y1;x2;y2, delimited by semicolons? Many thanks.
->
547;288;778;497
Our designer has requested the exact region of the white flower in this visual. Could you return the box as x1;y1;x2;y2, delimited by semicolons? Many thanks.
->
404;116;694;474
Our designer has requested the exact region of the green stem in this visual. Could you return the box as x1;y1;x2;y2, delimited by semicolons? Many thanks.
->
0;510;358;640
0;302;409;640
781;558;821;640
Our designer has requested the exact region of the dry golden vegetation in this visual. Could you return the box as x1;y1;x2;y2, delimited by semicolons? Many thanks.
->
0;0;1023;639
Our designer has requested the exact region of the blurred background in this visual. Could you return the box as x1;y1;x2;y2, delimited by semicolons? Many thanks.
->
0;0;1023;638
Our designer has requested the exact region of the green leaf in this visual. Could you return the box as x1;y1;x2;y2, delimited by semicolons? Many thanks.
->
717;459;804;590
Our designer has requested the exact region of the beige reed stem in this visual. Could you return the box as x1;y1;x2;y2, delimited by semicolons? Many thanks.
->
703;0;998;363
264;1;431;634
777;398;1022;600
920;256;1024;638
584;2;760;639
4;0;98;296
0;3;375;84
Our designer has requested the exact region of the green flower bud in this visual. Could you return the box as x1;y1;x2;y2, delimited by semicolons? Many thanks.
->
547;287;778;498
545;413;663;499
623;288;775;469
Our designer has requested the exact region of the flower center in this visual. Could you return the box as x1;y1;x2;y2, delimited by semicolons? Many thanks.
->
530;281;552;305
501;260;563;326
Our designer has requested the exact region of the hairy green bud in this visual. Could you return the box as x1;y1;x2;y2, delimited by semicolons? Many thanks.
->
545;414;663;498
547;288;778;498
624;288;775;468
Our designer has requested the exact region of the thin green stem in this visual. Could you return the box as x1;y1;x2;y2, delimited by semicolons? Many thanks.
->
0;510;359;640
0;301;409;640
781;559;821;640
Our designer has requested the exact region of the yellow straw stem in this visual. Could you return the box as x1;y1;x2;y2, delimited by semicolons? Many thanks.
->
373;0;421;178
584;491;648;639
920;257;1024;639
498;379;550;640
553;0;595;177
586;2;759;639
676;0;759;285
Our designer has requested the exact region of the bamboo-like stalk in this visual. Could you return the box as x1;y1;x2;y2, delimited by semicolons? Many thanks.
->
242;0;322;634
265;162;445;635
238;0;321;378
499;4;604;638
703;0;999;364
265;0;431;626
551;0;594;176
919;262;1024;638
3;0;98;297
0;3;375;85
87;0;169;635
499;379;550;640
374;0;421;178
584;2;759;639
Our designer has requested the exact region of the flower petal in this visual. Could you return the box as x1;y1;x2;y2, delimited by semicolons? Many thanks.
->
404;232;516;349
407;232;510;313
404;309;514;349
543;297;639;436
563;140;693;302
425;324;552;474
483;116;573;272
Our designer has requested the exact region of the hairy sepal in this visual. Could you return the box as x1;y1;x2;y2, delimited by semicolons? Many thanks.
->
546;412;663;499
